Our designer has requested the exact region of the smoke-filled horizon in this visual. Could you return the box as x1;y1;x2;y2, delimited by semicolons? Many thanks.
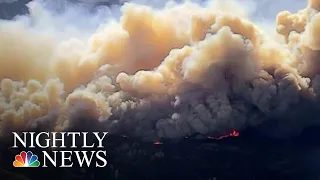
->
1;0;320;140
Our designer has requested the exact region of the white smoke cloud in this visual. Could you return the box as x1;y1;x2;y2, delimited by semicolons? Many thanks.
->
0;0;320;141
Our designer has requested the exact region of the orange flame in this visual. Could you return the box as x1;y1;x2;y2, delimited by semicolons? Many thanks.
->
208;130;239;140
153;141;163;145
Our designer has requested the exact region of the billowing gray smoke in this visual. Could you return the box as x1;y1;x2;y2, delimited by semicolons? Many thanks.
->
1;0;320;141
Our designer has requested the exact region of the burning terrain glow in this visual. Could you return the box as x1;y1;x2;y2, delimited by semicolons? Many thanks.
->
1;0;320;140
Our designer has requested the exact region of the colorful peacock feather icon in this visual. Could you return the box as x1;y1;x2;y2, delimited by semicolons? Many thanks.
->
13;151;40;167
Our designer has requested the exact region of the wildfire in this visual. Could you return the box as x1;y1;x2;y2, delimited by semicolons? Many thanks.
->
121;135;129;138
153;141;163;145
208;130;239;140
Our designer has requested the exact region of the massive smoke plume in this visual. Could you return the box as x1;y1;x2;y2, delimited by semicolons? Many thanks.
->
0;0;320;140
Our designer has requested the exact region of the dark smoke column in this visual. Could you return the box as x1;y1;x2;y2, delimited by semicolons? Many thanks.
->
0;0;32;19
0;0;126;19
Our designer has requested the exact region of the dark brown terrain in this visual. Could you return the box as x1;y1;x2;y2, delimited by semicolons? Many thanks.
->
0;127;320;180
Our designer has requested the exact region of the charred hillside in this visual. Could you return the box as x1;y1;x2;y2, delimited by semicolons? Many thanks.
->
0;127;320;180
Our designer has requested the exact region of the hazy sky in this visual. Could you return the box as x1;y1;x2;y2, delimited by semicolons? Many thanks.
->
250;0;307;19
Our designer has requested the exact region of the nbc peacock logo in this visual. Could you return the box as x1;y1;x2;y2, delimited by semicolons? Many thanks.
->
13;151;40;167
